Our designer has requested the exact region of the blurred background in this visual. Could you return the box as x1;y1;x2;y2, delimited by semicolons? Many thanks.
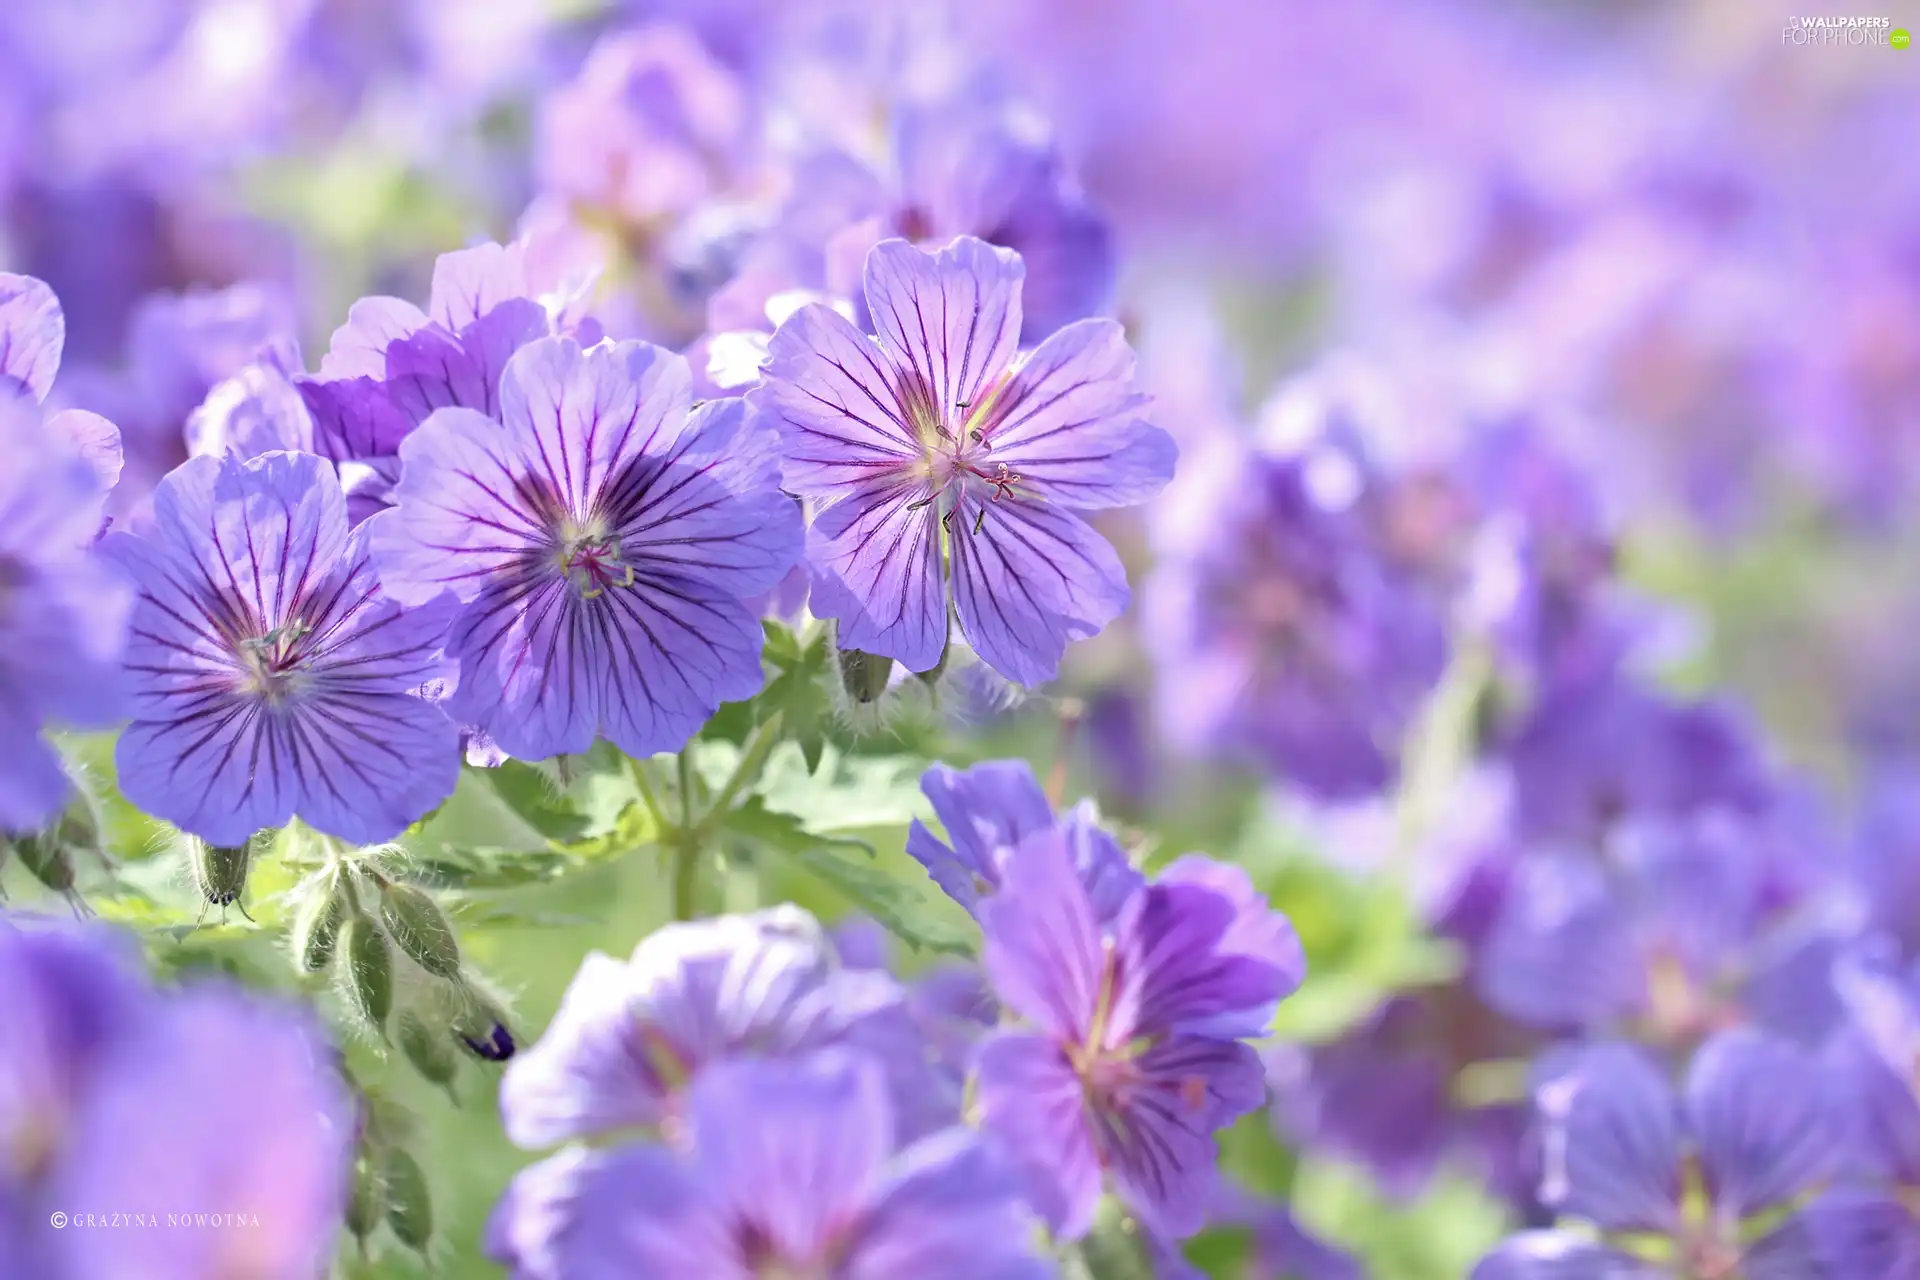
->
7;0;1920;1275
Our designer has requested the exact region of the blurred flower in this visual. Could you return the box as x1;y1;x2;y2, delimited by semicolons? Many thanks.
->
104;450;459;844
500;906;951;1151
751;235;1174;685
0;915;351;1280
1475;1031;1837;1278
974;826;1304;1240
490;1049;1051;1279
373;336;800;763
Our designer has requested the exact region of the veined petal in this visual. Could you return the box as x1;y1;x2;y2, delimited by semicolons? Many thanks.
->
974;319;1172;509
375;406;554;606
296;375;413;461
498;336;693;514
0;272;63;401
978;826;1104;1041
442;574;601;760
115;698;294;846
148;452;349;636
1799;1190;1920;1280
387;300;548;424
907;758;1057;915
610;398;802;598
316;296;429;380
1534;1041;1681;1234
1477;853;1641;1032
806;478;946;672
1102;1036;1264;1239
45;409;123;494
486;1145;717;1280
974;1032;1103;1240
592;570;769;759
752;301;923;493
430;240;533;331
865;237;1022;435
1472;1233;1657;1280
0;715;74;832
1685;1029;1837;1220
501;951;666;1148
949;492;1129;686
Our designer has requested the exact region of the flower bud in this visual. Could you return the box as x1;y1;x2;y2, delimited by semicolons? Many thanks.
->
190;837;252;908
398;1012;459;1093
379;883;462;979
915;632;952;687
345;1150;384;1244
837;644;895;704
343;914;393;1031
451;987;516;1061
13;832;73;893
383;1148;433;1253
292;875;348;972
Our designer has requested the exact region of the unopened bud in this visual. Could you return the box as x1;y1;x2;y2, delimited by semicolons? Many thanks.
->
837;645;895;704
383;1148;433;1253
379;883;462;979
345;1151;383;1243
451;988;515;1062
915;633;952;687
343;914;393;1031
292;876;348;972
13;833;73;893
191;838;252;908
398;1013;459;1093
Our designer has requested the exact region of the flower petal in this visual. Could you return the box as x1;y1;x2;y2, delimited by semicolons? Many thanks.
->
0;272;64;401
486;1145;720;1280
590;570;768;759
949;492;1129;685
610;397;802;598
1533;1041;1681;1234
906;758;1056;915
45;409;123;494
316;296;429;380
978;826;1104;1040
1471;1232;1657;1280
849;1130;1051;1280
1685;1028;1838;1220
753;300;923;493
865;237;1022;434
691;1052;893;1264
806;478;946;672
973;318;1172;510
374;405;553;606
500;951;665;1148
1799;1189;1920;1280
498;335;693;513
1103;1036;1264;1239
430;240;532;331
387;299;548;424
1477;852;1641;1032
974;1032;1103;1239
296;375;413;461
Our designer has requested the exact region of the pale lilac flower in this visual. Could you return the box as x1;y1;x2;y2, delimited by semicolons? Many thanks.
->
750;236;1174;685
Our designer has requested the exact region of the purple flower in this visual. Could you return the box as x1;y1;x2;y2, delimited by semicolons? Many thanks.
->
104;450;459;845
490;1050;1051;1280
1476;1031;1836;1278
295;238;594;520
974;828;1303;1239
749;235;1175;686
372;334;800;762
1142;398;1447;799
0;278;131;830
904;757;1145;920
537;24;753;227
1;916;352;1280
501;907;950;1151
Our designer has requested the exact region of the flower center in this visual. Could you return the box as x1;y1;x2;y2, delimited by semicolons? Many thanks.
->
236;619;313;705
556;520;634;599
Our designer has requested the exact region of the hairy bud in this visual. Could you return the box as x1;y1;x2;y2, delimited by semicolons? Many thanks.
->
345;1150;384;1245
292;875;348;972
451;987;516;1062
398;1012;459;1094
13;833;73;893
837;644;895;705
379;883;462;979
383;1148;434;1253
343;914;393;1031
190;837;252;908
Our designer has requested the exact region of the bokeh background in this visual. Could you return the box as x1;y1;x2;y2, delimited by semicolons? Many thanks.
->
6;0;1920;1275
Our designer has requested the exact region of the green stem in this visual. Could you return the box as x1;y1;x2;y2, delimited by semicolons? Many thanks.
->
628;757;668;832
676;751;696;828
698;710;786;835
671;831;699;922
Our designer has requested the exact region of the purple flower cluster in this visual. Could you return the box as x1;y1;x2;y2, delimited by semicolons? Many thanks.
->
0;915;351;1280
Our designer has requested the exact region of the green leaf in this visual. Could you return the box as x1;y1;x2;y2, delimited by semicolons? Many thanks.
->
724;800;975;955
483;762;591;843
